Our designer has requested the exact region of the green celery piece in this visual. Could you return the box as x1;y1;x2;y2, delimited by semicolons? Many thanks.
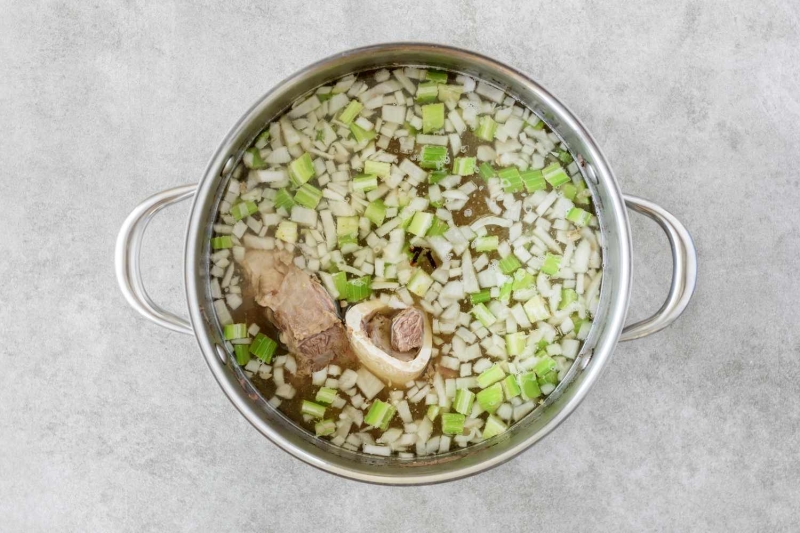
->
559;288;578;309
497;167;524;193
408;211;434;237
441;413;466;435
452;157;476;176
474;236;498;252
428;170;447;184
234;344;250;366
223;323;247;340
365;399;395;430
499;255;522;275
426;70;448;83
538;369;559;386
315;387;337;405
244;147;267;169
352;175;378;192
519;372;542;399
520;169;546;192
274;188;296;210
346;276;372;302
421;103;445;133
211;236;232;249
331;271;348;298
562;183;577;200
534;357;557;377
437;84;463;103
471;303;497;327
512;269;534;290
288;153;315;188
338;100;363;124
364;199;386;226
453;388;475;416
294;183;322;209
416;82;439;103
231;200;258;221
542;162;571;187
478;162;495;180
482;414;508;439
498;280;513;304
541;253;561;275
558;149;574;164
476;383;504;414
249;333;277;363
364;160;391;178
475;115;497;141
419;145;447;170
254;130;271;149
566;207;592;227
315;419;336;436
350;123;377;143
470;290;491;304
477;364;506;389
301;400;326;419
427;217;449;237
502;375;522;399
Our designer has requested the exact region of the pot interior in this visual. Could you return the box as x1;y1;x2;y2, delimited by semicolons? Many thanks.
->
186;44;630;483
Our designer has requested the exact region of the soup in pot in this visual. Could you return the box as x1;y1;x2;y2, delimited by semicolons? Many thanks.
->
208;66;603;458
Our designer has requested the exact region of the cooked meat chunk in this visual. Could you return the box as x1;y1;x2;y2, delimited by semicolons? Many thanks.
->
241;249;293;308
365;313;416;362
391;307;424;353
242;249;350;374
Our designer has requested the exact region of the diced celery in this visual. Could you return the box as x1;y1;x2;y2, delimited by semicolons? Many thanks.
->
562;183;577;200
471;303;497;327
538;369;559;386
331;271;348;297
301;400;326;419
470;290;491;304
542;162;570;187
473;236;498;252
482;414;508;439
475;115;497;141
476;383;504;413
364;199;386;226
426;70;448;84
345;276;372;302
502;375;522;399
559;288;578;309
350;123;377;143
254;130;271;149
498;280;513;304
250;333;277;363
498;255;522;275
429;169;447;183
294;183;322;209
234;344;250;366
408;269;433;297
416;82;439;103
338;100;364;124
223;323;248;340
534;357;557;377
521;169;546;192
523;295;551;322
420;145;448;170
231;200;258;221
427;405;440;421
276;220;298;243
452;157;476;176
211;236;232;249
505;332;527;356
244;147;267;169
408;211;434;237
421;103;445;133
512;269;534;290
519;372;542;399
478;162;495;180
315;419;336;436
337;216;359;246
441;413;466;435
352;175;378;192
274;188;296;210
541;253;561;276
477;364;506;389
427;217;449;237
437;84;463;103
364;160;391;178
453;388;475;416
288;153;315;188
498;167;524;193
566;207;592;227
365;399;396;430
315;387;338;405
558;149;574;164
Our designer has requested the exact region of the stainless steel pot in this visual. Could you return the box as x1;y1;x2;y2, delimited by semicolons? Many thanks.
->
115;43;697;484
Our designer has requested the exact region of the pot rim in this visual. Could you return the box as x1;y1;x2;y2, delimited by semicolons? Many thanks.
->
184;42;631;484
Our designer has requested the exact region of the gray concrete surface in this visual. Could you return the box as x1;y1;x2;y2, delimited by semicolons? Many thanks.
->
1;1;798;531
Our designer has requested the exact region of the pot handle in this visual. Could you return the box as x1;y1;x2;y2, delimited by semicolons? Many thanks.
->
619;195;698;341
115;184;198;335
